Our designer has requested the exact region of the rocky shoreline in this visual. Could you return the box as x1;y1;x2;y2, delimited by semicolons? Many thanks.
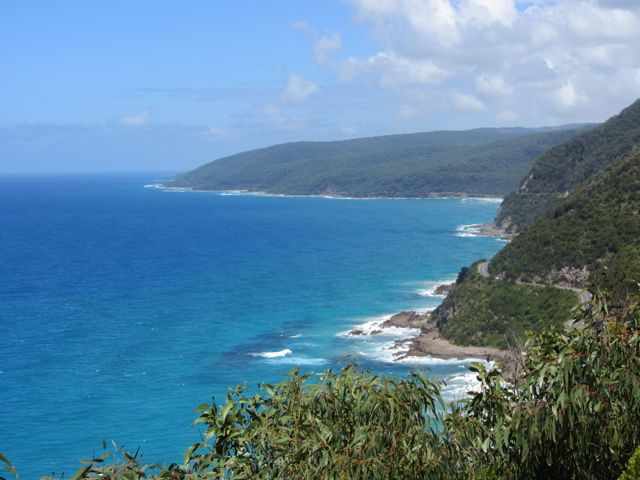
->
347;307;508;363
158;184;505;202
464;223;514;240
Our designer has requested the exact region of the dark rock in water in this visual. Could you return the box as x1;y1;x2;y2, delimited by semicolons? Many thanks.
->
370;329;383;335
434;283;453;295
349;329;365;336
382;311;430;329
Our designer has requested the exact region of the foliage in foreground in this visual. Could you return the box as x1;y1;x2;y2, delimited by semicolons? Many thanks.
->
5;292;640;479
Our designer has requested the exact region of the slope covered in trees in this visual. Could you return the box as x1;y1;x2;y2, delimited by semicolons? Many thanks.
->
434;262;578;348
436;148;640;347
433;98;640;350
166;127;585;197
491;149;640;282
495;98;640;232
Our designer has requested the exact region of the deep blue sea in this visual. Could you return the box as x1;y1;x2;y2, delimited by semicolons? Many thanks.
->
0;173;505;477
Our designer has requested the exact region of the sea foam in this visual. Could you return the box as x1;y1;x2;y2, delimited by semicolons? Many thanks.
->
360;340;489;367
336;314;421;339
460;197;503;203
415;279;456;298
251;348;293;358
455;224;482;237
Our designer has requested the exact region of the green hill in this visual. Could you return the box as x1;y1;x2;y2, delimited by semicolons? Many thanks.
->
166;127;585;197
435;149;640;348
438;150;640;347
490;149;640;285
495;99;640;232
434;261;578;348
434;99;640;349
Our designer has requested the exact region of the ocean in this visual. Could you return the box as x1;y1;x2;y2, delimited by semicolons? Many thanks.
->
0;173;505;477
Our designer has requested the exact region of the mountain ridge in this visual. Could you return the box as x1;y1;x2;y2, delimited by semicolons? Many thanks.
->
495;98;640;233
432;98;640;348
166;126;588;198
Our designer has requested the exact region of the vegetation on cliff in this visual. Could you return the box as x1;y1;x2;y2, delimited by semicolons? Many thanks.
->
437;99;640;349
436;148;640;347
433;263;578;349
496;98;640;233
167;127;584;197
491;149;640;283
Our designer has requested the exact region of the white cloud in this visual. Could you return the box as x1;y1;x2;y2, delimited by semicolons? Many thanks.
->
338;52;446;87
459;0;518;28
452;92;486;111
496;109;518;123
314;32;342;63
281;75;319;103
397;104;421;119
476;73;513;96
555;80;586;108
567;3;639;40
119;108;152;127
337;0;640;123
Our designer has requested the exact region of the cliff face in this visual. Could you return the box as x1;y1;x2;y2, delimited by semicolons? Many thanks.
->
495;99;640;233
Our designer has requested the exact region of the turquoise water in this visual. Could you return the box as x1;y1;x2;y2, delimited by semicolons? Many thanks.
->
0;173;504;477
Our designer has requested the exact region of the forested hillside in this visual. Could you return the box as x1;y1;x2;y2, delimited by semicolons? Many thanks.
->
495;99;640;232
434;262;578;348
435;99;640;349
490;149;640;283
166;127;585;197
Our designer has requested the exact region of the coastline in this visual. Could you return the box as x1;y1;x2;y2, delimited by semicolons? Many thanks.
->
148;183;504;202
400;317;508;362
151;181;511;369
347;210;517;375
345;305;509;366
456;223;513;240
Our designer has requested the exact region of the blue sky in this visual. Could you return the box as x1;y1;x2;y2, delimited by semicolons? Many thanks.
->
2;0;640;173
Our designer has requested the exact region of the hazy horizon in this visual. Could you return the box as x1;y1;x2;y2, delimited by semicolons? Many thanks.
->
2;0;640;173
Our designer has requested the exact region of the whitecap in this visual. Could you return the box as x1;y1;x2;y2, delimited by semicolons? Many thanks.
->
360;340;489;366
268;356;329;366
460;197;503;203
336;315;420;339
442;372;484;398
144;183;192;193
164;187;192;193
415;279;456;298
455;224;482;238
250;348;292;358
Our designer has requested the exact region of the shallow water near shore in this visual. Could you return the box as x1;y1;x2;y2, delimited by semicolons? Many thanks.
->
0;173;504;477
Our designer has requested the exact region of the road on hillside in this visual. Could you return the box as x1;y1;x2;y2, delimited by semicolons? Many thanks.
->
475;261;593;306
477;261;490;278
